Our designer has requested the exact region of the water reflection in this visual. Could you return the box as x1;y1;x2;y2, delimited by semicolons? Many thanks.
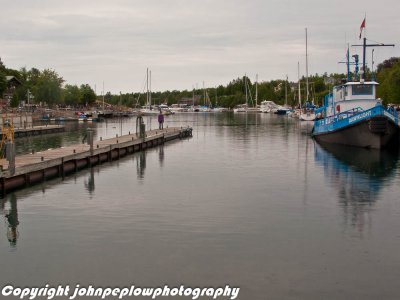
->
159;145;164;167
136;151;146;180
315;142;399;235
0;194;20;247
84;168;96;194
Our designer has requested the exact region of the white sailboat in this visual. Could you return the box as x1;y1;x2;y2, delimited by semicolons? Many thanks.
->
140;68;159;116
233;75;249;113
300;28;316;121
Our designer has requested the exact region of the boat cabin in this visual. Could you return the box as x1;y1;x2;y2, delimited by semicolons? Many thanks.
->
323;81;381;117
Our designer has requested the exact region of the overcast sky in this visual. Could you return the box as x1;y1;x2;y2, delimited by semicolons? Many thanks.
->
1;0;399;93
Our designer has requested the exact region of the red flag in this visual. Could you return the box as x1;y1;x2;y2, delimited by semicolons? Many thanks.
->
359;18;366;39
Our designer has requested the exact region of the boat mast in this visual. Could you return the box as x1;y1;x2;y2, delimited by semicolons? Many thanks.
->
102;81;105;111
215;87;218;107
352;18;394;81
203;81;205;106
298;62;301;109
305;28;310;104
192;85;195;107
255;74;258;107
285;75;288;107
149;70;152;108
145;69;148;107
244;74;248;106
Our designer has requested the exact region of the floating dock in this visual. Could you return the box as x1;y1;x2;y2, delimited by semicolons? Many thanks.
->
1;125;65;139
0;127;192;194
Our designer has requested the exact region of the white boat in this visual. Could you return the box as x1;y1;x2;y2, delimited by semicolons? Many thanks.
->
169;104;185;113
233;75;252;113
300;110;316;121
140;69;159;115
260;100;278;113
233;104;248;113
300;28;316;121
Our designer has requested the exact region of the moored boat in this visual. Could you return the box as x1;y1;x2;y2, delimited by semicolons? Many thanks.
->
312;20;399;149
312;81;399;149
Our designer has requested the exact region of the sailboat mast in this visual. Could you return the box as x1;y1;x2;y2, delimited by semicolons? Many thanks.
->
150;70;152;107
305;28;310;104
215;87;218;107
192;85;195;107
102;81;105;111
245;75;248;105
203;81;205;106
255;74;258;107
285;75;288;107
146;69;148;107
298;62;301;108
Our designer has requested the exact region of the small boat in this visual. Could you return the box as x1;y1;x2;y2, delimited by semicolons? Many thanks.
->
260;100;275;113
233;104;248;113
300;103;317;121
274;106;292;115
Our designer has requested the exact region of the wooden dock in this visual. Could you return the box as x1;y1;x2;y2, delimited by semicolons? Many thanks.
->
0;127;192;193
1;125;65;139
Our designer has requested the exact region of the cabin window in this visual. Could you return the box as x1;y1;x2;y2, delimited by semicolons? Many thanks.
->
352;85;373;95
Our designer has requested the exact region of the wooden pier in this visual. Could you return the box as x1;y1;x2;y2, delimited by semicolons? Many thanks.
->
1;125;65;139
0;127;192;193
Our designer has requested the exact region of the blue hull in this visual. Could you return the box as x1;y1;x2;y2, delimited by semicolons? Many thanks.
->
313;106;399;149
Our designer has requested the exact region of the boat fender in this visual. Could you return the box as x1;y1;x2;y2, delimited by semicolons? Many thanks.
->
336;104;340;113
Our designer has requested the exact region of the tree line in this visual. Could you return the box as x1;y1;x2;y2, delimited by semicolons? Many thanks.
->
1;57;400;109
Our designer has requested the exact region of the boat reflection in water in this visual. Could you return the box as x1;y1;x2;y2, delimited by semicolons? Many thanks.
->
314;142;399;235
0;194;20;247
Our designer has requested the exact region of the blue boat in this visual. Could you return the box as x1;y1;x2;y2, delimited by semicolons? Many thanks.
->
312;81;399;149
312;26;399;149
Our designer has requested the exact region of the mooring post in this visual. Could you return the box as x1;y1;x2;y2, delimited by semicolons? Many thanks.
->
87;128;94;155
5;140;16;176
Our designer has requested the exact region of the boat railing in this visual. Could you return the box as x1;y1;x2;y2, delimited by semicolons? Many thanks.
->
315;105;398;132
315;107;364;127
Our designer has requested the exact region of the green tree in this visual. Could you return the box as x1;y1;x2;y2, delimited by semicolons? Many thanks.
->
0;71;6;96
35;69;64;106
10;92;19;108
64;84;81;105
377;57;400;104
80;84;96;106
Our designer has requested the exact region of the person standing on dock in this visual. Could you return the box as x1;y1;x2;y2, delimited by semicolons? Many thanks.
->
158;110;164;129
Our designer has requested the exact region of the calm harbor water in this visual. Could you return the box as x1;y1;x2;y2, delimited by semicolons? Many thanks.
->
1;113;400;299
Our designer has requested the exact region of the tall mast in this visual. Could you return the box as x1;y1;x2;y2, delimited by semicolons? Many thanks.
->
203;81;205;106
352;16;394;81
305;28;310;104
192;85;195;107
285;75;288;107
255;74;258;107
150;70;152;107
346;45;351;81
102;81;105;111
298;62;301;108
215;86;218;107
244;75;248;105
146;68;149;106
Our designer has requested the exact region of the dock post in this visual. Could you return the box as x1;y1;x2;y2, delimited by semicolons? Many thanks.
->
87;128;94;155
5;140;16;176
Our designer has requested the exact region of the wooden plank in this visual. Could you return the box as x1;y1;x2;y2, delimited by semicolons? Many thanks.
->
0;127;191;179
